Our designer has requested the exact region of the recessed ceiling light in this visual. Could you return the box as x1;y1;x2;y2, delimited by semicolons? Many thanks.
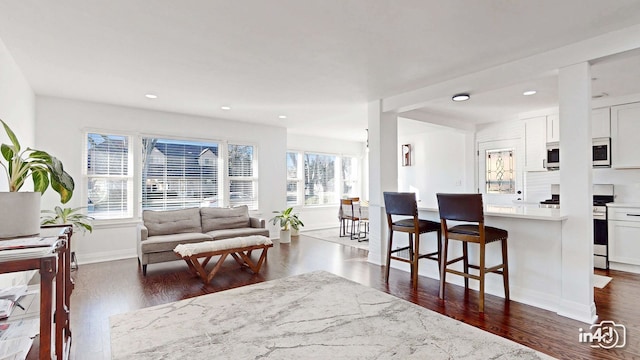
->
451;93;470;102
278;115;287;119
145;94;158;99
523;90;537;96
221;106;232;110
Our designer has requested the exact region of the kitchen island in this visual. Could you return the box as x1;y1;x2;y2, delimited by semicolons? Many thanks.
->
390;204;568;314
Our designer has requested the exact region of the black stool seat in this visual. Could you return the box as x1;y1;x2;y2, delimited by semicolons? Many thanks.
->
391;218;441;233
448;225;508;242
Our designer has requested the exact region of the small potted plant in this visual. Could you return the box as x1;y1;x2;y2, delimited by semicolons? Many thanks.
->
0;120;74;238
41;206;94;234
269;207;304;244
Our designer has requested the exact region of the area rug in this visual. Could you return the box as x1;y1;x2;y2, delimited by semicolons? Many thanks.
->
110;271;554;360
301;227;369;250
593;274;612;289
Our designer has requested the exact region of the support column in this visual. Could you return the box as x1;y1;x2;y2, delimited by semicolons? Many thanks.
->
558;62;596;323
367;100;398;265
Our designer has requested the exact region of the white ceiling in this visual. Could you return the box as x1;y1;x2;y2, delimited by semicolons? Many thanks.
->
1;1;640;141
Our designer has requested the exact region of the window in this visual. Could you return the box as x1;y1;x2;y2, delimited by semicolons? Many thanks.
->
141;138;259;212
485;148;515;194
304;153;338;205
141;138;220;211
287;151;360;206
341;156;359;198
86;133;133;219
228;144;258;209
286;152;302;206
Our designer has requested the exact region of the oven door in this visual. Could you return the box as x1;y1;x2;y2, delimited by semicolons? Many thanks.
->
593;137;611;168
593;217;608;269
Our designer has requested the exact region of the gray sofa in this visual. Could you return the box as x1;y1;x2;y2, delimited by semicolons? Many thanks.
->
137;205;269;275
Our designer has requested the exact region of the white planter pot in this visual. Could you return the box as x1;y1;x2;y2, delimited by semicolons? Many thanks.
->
0;192;41;239
279;229;292;244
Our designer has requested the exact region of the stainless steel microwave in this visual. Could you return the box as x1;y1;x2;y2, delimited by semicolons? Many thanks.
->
545;142;559;170
593;137;611;168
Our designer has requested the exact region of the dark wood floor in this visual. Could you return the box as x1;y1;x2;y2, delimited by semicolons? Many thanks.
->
67;235;639;359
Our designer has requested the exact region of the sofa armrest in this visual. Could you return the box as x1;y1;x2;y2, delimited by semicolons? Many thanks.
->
138;223;149;241
249;217;265;229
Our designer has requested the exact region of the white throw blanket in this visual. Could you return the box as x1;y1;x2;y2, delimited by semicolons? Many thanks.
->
174;235;272;257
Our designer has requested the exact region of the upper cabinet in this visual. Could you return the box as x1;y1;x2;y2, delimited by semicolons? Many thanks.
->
611;102;640;169
592;107;611;138
546;114;560;143
524;116;547;171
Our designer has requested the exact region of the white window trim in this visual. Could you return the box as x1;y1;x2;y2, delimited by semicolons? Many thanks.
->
83;130;136;222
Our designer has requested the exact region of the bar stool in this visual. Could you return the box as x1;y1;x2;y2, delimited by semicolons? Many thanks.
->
383;192;441;290
436;193;510;313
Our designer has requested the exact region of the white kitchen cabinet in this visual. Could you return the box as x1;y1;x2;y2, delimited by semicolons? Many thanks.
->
608;206;640;266
611;102;640;168
524;116;547;171
592;107;611;138
546;114;560;143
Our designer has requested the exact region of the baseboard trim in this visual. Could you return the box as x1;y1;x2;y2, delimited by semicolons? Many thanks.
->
77;249;137;265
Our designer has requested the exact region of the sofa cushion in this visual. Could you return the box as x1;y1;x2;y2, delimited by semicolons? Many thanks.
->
141;232;213;253
143;208;202;237
200;206;250;232
206;227;270;240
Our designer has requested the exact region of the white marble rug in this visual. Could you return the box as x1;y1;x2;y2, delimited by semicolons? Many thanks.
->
593;274;612;289
110;271;554;360
301;227;369;250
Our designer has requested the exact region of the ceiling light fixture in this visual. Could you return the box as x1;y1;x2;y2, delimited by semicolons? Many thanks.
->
145;94;158;99
452;93;470;102
523;90;537;96
278;115;287;119
221;106;231;110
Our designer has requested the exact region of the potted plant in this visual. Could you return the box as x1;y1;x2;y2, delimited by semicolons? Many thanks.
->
41;206;94;234
269;207;304;244
0;120;74;238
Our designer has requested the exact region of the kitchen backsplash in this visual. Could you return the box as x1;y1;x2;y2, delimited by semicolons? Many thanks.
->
525;169;640;203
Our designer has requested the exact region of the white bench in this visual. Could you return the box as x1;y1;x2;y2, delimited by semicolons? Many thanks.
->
174;235;273;283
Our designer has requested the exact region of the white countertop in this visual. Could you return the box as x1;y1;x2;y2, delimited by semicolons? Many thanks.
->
419;204;567;221
606;202;640;208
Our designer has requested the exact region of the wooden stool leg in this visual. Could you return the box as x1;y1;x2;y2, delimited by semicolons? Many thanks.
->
502;238;510;300
462;242;469;289
412;233;420;290
439;237;448;299
479;243;486;313
436;230;442;276
385;230;394;283
408;233;415;283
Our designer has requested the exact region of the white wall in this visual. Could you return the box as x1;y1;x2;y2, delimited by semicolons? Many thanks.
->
287;134;365;230
397;119;473;208
0;37;35;190
35;96;287;264
0;37;36;287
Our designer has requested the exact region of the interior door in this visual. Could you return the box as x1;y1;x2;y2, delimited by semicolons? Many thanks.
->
477;139;523;205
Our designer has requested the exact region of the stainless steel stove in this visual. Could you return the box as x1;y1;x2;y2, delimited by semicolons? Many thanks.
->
593;184;614;270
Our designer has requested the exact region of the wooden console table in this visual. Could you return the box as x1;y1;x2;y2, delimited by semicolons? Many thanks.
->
0;226;73;359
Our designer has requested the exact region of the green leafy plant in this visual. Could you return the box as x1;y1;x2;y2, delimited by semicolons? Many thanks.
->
41;206;94;234
1;119;74;203
270;207;304;231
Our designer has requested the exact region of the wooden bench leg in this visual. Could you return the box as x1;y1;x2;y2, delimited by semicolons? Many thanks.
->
178;243;272;284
